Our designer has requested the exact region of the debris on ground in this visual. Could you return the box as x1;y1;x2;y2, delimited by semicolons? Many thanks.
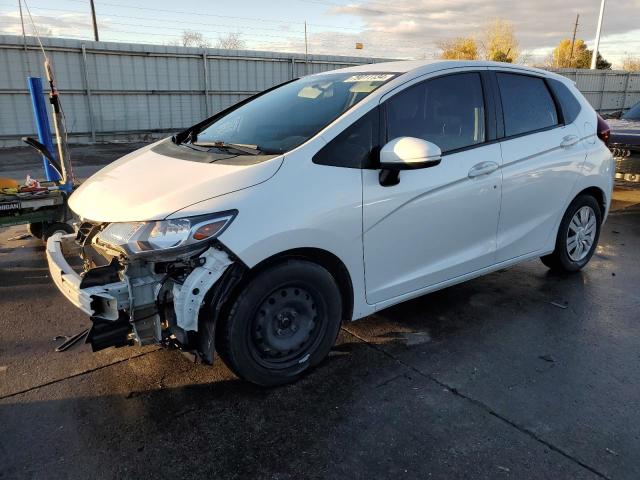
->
399;331;432;346
8;233;31;241
605;448;619;456
549;301;568;309
53;328;90;352
538;355;556;363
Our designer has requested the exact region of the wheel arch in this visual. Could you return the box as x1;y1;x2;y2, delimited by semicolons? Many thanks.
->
574;186;607;215
200;246;356;365
245;247;354;323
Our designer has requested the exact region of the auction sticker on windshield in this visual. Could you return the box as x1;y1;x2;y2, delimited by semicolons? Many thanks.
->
343;74;396;82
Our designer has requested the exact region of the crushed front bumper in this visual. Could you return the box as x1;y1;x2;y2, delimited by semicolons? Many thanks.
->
46;232;130;320
46;231;236;355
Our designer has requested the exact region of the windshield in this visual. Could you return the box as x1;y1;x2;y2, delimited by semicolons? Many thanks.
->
622;102;640;120
194;72;397;154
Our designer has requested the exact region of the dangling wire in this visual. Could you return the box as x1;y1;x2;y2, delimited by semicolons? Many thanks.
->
21;0;48;62
22;0;75;186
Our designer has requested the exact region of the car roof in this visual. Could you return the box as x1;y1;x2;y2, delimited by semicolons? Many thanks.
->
315;59;563;82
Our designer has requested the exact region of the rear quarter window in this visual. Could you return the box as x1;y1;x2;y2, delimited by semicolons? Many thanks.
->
547;78;582;124
497;73;559;137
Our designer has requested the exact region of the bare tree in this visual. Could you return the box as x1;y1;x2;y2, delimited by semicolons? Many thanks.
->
622;55;640;72
216;32;246;50
175;30;210;48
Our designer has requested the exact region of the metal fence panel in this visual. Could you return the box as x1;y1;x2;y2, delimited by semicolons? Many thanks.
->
1;35;639;148
550;68;640;114
0;35;387;147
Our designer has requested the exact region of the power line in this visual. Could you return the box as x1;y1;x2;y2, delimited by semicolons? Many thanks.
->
0;3;307;34
57;0;360;30
0;2;454;57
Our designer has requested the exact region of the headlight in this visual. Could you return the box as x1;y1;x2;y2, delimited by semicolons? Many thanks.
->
94;211;236;256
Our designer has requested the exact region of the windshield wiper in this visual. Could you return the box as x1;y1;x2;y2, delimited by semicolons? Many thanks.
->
191;141;263;156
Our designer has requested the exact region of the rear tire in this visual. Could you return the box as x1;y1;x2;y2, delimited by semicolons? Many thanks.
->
216;259;342;386
540;195;602;273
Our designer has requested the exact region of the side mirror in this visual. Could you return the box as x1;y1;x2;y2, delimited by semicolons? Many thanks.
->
379;137;442;170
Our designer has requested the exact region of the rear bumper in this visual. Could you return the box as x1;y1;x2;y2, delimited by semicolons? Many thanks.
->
46;233;130;320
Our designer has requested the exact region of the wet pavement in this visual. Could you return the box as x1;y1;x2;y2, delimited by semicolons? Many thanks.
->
1;144;640;479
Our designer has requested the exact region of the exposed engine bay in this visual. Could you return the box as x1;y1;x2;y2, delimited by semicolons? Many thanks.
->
48;221;245;363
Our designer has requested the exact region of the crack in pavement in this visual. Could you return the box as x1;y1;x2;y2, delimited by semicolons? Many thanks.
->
0;325;614;480
0;348;161;401
342;326;610;480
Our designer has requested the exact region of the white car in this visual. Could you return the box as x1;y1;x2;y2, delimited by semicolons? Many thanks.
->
47;60;614;386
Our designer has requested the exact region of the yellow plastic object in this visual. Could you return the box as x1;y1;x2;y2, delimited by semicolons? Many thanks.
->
0;178;19;189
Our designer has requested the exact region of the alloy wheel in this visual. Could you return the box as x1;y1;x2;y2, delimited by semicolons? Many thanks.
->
566;206;597;262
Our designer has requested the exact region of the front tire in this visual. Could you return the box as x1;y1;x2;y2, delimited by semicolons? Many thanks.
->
216;259;342;386
540;194;602;272
42;222;74;241
27;222;44;239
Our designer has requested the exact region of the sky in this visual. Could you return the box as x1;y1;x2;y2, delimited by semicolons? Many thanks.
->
0;0;638;67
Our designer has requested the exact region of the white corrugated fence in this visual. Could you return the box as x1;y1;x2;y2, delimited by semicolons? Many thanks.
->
0;35;638;148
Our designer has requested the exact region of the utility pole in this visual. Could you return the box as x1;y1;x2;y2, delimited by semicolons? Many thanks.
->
304;21;308;75
18;0;26;42
568;13;579;68
591;0;605;69
90;0;99;41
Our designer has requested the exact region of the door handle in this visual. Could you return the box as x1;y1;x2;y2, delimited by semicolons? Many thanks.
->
560;135;579;148
468;161;499;178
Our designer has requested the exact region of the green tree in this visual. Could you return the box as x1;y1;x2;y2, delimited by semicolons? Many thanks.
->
589;50;611;70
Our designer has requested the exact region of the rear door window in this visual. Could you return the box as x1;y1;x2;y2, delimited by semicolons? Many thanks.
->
497;73;559;137
385;72;486;153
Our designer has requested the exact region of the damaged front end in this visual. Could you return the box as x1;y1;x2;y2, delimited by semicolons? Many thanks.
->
46;212;244;363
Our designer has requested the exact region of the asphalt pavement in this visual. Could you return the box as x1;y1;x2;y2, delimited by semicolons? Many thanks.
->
1;144;639;479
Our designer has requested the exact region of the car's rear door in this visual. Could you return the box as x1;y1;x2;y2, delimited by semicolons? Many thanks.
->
493;71;586;262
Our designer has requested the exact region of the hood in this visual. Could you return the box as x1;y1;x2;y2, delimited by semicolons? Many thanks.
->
69;139;283;222
607;119;640;146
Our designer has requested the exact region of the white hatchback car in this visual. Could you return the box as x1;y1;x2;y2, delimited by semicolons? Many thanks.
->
47;60;614;385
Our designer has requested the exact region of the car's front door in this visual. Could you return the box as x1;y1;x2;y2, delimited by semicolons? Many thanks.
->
362;71;502;305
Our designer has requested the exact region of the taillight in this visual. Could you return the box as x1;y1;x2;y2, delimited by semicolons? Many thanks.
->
596;114;610;146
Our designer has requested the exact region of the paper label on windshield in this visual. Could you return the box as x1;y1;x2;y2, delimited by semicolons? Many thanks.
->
343;74;394;83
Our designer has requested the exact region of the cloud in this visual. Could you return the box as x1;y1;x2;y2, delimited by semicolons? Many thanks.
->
0;11;105;38
322;0;640;62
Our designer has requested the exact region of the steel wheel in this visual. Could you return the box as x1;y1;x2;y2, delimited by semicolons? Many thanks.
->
216;259;342;386
249;285;325;370
566;206;597;261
